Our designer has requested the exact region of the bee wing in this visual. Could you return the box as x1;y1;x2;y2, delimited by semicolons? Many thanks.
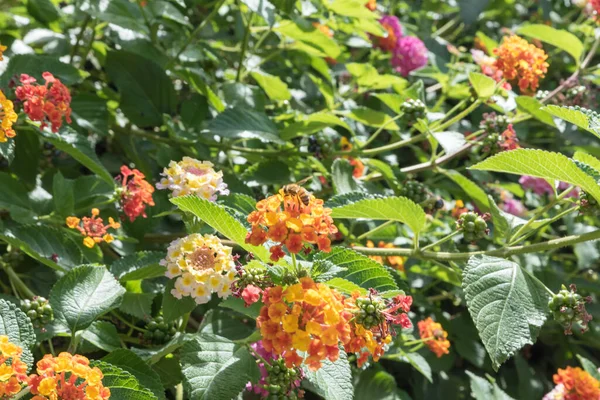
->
293;177;312;186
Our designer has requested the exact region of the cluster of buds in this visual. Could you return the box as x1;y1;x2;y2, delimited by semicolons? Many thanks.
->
579;191;600;216
480;112;509;134
262;358;303;400
400;99;426;121
456;211;490;242
354;296;386;329
21;296;53;329
400;180;428;204
548;284;592;335
0;249;23;269
477;113;519;156
307;133;333;159
143;315;178;345
231;260;272;307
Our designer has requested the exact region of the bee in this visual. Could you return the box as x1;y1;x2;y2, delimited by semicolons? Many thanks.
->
280;177;312;206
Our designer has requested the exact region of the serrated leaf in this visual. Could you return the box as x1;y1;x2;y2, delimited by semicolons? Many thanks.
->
518;24;583;63
132;333;192;364
466;371;515;400
205;107;284;144
304;350;353;400
577;355;600;381
219;296;262;320
180;334;260;400
355;367;408;400
462;255;549;370
330;196;426;234
52;171;75;217
542;105;600;139
444;170;490;212
153;356;184;388
50;265;125;333
345;108;400;130
111;251;166;281
162;279;196;323
488;195;510;241
313;248;398;292
325;277;367;295
325;192;378;208
432;131;467;156
372;93;405;114
364;159;403;192
220;193;258;215
573;151;600;178
81;321;121;352
516;96;556;127
469;149;600;203
120;292;155;320
93;361;157;400
469;72;496;99
103;349;167;400
70;93;110;136
0;223;82;271
331;159;360;195
386;350;432;383
310;259;348;282
0;299;35;368
250;71;291;102
281;112;351;140
574;160;600;181
170;196;271;262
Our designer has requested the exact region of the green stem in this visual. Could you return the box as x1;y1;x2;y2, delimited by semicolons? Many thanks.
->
356;221;395;241
69;15;91;64
339;132;427;157
4;267;35;299
180;312;191;332
12;388;30;400
430;98;468;130
111;311;147;333
421;230;461;252
361;113;406;149
434;99;482;132
291;253;298;273
509;205;579;246
67;331;80;354
236;12;255;82
47;339;56;356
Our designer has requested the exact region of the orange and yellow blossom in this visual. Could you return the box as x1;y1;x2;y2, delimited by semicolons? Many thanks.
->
246;191;337;262
365;240;405;271
548;366;600;400
418;317;450;358
0;335;28;398
493;35;548;93
0;90;17;143
28;352;110;400
0;43;6;60
365;0;376;10
66;208;121;248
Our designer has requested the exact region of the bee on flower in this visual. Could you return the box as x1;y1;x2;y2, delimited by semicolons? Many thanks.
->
0;89;17;143
27;352;110;400
417;317;451;358
245;185;337;261
543;366;600;400
161;233;237;304
66;208;121;248
116;165;155;222
15;72;72;133
156;157;229;200
493;35;549;93
0;335;28;398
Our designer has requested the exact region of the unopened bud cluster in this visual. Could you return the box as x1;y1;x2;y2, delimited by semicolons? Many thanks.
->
354;297;385;329
480;112;509;134
143;315;177;345
548;284;592;335
0;250;23;268
263;358;303;400
400;180;428;204
401;99;426;120
456;212;490;242
579;191;600;216
308;133;333;159
21;297;53;328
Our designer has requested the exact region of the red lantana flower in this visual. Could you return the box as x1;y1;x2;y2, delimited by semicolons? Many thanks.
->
117;165;155;222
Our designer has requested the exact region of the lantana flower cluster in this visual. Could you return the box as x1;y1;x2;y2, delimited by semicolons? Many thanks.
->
156;157;229;200
28;352;110;400
66;208;121;248
0;335;28;398
162;233;237;304
494;35;549;92
15;72;72;132
418;317;451;358
245;191;337;262
117;165;155;222
365;240;405;271
543;366;600;400
0;89;17;143
372;16;428;76
471;49;512;90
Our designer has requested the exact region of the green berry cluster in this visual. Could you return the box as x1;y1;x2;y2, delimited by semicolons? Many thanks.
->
0;250;24;268
548;284;592;335
579;191;600;216
457;212;489;242
281;268;308;286
264;358;301;400
400;99;426;120
400;180;429;204
144;316;177;345
566;85;586;99
239;265;268;287
21;297;53;329
308;132;333;158
535;90;549;101
354;297;385;329
479;112;509;134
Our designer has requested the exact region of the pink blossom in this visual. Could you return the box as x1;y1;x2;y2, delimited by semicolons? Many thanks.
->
393;36;428;77
502;198;526;216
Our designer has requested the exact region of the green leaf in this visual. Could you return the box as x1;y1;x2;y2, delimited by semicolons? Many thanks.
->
373;93;405;114
180;334;260;400
93;361;157;400
469;72;496;99
488;195;510;241
313;247;398;292
432;131;467;156
331;158;360;195
577;355;600;381
81;321;121;352
281;112;351;140
50;265;125;333
462;255;549;371
409;263;461;287
162;279;196;323
106;50;176;128
240;159;290;185
347;63;407;90
81;0;148;33
469;149;600;203
518;24;583;63
70;93;110;136
0;172;51;223
386;350;432;383
325;277;367;295
443;170;490;212
0;299;36;368
27;0;60;24
250;71;291;102
153;356;184;388
304;350;353;400
573;151;600;175
219;296;263;320
41;128;114;185
0;223;82;271
327;0;377;18
330;196;426;235
241;0;276;26
111;251;165;282
458;0;491;24
354;367;409;400
345;108;400;131
132;333;192;364
0;54;83;87
276;21;341;59
515;96;556;127
170;196;271;262
0;141;15;164
205;107;284;144
119;292;155;320
542;105;599;139
466;371;515;400
364;159;402;192
180;69;225;112
53;171;75;217
103;349;167;400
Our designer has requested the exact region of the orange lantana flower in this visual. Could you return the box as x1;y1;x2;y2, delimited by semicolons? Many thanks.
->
418;317;450;358
494;35;548;92
0;335;28;398
66;208;121;248
550;366;600;400
365;240;405;271
117;165;155;222
0;90;17;143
